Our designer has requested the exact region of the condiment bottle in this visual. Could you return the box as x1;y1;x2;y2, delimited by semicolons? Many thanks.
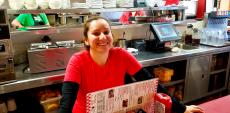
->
184;24;193;45
192;28;200;46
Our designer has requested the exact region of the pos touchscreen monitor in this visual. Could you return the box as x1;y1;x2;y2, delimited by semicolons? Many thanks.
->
150;23;179;43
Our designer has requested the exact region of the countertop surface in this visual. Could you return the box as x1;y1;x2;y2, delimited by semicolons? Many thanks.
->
1;45;230;94
199;95;230;113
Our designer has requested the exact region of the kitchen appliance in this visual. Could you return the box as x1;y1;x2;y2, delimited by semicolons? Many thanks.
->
146;23;179;52
0;39;13;56
0;9;7;24
0;9;15;84
27;41;84;73
0;57;14;83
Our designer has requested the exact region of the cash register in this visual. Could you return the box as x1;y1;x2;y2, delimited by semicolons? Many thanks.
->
146;23;180;52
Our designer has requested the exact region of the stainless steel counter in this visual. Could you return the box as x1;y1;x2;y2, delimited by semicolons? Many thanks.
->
1;45;230;94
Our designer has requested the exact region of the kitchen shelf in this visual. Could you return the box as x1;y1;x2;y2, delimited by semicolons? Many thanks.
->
7;6;187;14
210;69;226;75
160;79;184;87
7;8;89;15
0;23;8;26
9;20;187;35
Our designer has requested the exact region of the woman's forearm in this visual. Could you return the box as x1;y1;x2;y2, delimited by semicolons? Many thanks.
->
59;81;79;113
11;19;23;28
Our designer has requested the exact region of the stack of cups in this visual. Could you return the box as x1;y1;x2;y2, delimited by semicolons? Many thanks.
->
7;98;17;113
0;101;7;113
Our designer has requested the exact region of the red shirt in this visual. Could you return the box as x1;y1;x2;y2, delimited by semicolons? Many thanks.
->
64;47;142;113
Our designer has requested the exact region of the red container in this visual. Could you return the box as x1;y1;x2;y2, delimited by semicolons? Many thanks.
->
155;93;172;113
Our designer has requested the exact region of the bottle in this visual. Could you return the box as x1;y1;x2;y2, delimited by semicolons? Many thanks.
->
192;28;200;46
184;24;193;45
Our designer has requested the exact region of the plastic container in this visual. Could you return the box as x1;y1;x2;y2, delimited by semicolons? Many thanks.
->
154;67;174;82
155;93;172;113
40;96;61;112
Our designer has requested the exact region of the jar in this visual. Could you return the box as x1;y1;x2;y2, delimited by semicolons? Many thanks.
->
184;24;193;45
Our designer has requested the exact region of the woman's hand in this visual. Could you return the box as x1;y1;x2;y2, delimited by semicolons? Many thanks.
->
184;105;204;113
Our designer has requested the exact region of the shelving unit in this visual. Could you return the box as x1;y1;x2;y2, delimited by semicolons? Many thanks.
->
7;6;187;14
161;79;184;87
184;52;230;103
208;52;230;93
147;59;187;101
7;6;187;35
210;69;226;75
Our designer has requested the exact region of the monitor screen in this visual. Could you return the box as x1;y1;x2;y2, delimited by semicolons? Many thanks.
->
150;23;179;43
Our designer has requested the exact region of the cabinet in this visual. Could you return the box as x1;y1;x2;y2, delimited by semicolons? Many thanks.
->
184;55;210;102
184;52;230;103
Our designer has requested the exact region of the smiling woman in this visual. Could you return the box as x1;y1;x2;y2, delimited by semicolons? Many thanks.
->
84;17;113;57
59;16;204;113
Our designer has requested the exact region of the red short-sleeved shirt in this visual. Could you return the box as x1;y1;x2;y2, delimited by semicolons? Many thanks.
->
64;47;142;113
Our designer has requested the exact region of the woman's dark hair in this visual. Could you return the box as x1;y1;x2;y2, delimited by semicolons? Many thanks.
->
83;16;111;50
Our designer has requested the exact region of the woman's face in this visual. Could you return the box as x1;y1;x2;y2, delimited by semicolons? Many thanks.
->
85;19;113;53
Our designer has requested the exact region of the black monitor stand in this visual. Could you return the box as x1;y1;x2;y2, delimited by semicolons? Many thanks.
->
145;39;171;53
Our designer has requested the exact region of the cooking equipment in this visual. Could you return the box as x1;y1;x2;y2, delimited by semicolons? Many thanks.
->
0;10;15;84
27;41;84;73
0;25;10;39
0;39;13;56
0;9;7;24
0;57;14;83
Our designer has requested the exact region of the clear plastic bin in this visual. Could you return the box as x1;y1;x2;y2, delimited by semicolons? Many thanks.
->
40;96;61;113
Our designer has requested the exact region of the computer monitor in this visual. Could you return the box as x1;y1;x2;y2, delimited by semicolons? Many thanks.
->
150;23;179;43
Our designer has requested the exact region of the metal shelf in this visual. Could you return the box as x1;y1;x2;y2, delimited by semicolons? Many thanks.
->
9;20;186;35
210;69;226;75
160;79;185;87
7;8;89;14
7;6;187;14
